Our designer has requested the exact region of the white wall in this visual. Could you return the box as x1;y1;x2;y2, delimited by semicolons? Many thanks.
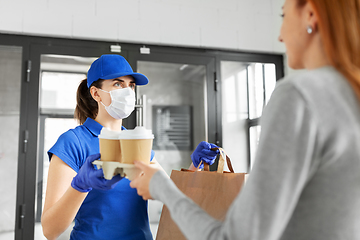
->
0;0;286;54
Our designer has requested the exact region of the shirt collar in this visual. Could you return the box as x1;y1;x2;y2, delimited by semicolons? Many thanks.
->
83;118;126;137
83;118;103;137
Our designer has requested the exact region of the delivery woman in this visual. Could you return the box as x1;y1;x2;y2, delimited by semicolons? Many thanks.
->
130;0;360;239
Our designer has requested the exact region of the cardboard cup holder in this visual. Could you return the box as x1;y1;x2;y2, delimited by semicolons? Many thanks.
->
92;160;142;181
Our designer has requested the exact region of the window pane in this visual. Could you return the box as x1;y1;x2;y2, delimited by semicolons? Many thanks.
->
221;61;249;173
248;63;264;119
221;61;277;173
249;125;261;169
40;72;85;111
264;63;276;104
39;54;95;114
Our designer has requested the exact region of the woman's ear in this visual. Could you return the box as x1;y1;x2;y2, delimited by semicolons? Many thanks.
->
90;86;101;102
304;1;318;32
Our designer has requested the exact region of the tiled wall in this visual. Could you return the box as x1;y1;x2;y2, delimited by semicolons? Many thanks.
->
0;0;286;54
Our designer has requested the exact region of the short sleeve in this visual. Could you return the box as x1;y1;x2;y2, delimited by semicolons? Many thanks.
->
47;129;84;172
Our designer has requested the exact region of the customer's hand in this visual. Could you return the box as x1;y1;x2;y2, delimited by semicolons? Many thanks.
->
130;161;165;200
71;153;123;192
191;141;219;169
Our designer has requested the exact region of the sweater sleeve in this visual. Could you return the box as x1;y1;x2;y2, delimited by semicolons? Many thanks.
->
150;80;320;240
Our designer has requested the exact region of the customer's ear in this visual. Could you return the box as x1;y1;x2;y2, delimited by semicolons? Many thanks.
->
303;1;318;32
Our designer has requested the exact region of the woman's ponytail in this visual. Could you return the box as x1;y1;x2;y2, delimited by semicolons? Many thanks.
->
74;79;100;124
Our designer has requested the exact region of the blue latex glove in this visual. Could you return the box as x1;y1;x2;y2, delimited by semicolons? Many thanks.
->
71;153;123;192
191;141;219;169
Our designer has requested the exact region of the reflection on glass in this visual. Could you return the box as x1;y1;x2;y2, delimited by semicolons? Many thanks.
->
0;45;22;240
153;106;192;151
221;61;276;173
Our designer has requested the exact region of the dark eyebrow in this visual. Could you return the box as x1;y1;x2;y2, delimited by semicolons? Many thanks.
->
113;78;136;83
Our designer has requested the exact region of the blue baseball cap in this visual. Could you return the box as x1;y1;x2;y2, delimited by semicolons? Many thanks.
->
87;54;149;88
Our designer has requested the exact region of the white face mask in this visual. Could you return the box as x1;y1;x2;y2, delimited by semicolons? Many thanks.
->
98;87;136;119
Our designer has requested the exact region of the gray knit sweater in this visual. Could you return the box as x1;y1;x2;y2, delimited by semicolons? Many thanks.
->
150;66;360;240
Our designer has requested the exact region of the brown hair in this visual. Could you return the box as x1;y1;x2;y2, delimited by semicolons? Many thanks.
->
74;79;105;125
297;0;360;99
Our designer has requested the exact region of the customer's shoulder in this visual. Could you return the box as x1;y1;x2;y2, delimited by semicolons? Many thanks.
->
276;67;346;97
281;66;343;88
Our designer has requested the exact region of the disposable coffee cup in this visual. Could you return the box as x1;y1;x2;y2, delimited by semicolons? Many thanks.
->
98;127;122;162
118;126;154;164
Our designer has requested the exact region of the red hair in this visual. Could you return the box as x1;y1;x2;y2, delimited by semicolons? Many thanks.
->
298;0;360;99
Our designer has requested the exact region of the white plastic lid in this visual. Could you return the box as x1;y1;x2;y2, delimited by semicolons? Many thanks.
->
98;127;121;140
118;126;154;139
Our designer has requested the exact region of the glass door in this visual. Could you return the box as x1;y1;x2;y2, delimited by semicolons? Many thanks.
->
0;45;22;240
131;52;216;238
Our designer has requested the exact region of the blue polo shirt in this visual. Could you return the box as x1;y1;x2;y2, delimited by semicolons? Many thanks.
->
48;118;153;240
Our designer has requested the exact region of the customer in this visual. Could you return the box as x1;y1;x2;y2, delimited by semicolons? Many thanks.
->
130;0;360;239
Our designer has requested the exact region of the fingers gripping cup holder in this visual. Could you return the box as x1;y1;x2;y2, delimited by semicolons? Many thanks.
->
93;126;154;180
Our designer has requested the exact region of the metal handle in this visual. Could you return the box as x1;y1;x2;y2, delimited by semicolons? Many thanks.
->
135;95;147;127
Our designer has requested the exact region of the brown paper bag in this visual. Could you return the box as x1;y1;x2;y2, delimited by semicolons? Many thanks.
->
156;148;245;240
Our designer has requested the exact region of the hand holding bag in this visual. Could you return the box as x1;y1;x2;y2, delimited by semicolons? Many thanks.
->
156;148;245;240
